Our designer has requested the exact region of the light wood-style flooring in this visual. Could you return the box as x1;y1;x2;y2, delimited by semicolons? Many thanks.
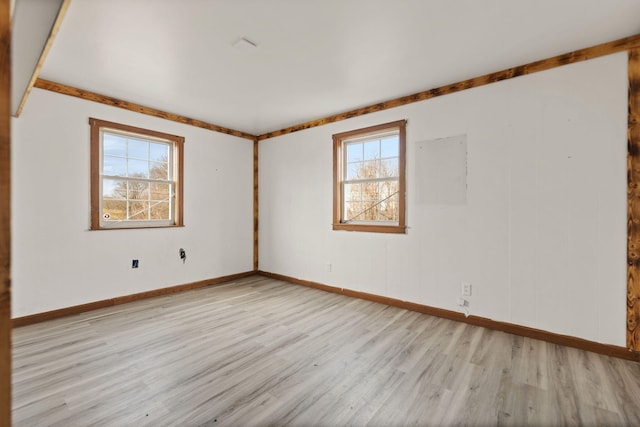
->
12;276;640;426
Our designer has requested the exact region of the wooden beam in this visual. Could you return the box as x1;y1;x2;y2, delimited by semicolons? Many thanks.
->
257;33;640;141
33;79;257;141
0;0;10;423
14;0;70;117
628;48;640;351
253;138;259;270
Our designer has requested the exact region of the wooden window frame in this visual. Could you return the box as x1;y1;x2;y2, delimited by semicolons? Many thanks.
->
333;120;406;234
89;118;184;230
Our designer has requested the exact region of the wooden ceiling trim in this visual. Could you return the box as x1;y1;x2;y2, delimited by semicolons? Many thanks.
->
14;0;70;117
628;47;640;351
33;78;257;141
257;33;640;141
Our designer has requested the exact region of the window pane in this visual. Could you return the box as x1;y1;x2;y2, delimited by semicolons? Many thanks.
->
103;133;126;157
128;181;149;200
149;161;168;180
363;181;379;201
347;162;362;180
363;140;380;161
103;178;127;199
346;142;363;162
103;155;127;177
128;201;149;220
380;159;399;178
344;183;362;202
379;179;399;199
362;201;379;220
380;136;398;159
102;200;126;221
379;192;399;221
128;138;149;160
128;159;149;178
150;183;171;201
150;202;170;220
379;180;399;221
149;142;169;162
345;202;362;221
362;160;379;178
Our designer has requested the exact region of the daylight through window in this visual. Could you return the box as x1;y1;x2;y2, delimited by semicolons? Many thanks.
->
90;118;184;229
333;120;406;233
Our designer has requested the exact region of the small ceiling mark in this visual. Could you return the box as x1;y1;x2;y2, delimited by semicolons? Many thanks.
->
232;37;258;51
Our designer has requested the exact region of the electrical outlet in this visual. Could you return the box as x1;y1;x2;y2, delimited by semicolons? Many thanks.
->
462;281;472;297
326;263;332;272
132;259;139;268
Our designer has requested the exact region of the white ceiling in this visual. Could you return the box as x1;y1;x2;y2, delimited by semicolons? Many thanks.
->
33;0;640;136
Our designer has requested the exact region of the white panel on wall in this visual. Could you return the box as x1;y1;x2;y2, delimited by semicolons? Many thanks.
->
415;135;467;205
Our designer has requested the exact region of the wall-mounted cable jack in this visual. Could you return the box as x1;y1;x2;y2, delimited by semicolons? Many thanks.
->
179;248;186;264
457;297;470;317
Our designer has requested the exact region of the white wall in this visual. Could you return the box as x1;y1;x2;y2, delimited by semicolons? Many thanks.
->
259;52;628;346
12;89;254;317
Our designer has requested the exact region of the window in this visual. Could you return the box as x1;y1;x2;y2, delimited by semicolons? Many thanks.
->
89;118;184;229
333;120;406;233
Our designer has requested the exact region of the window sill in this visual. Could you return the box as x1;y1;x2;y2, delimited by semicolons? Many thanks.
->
90;224;185;231
332;223;406;234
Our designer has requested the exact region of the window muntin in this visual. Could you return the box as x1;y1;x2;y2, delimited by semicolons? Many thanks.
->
333;120;406;233
90;118;184;230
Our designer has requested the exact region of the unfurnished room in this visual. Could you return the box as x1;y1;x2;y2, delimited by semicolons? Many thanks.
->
1;0;640;425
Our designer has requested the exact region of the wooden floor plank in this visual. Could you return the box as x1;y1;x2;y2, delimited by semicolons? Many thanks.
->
12;275;640;426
